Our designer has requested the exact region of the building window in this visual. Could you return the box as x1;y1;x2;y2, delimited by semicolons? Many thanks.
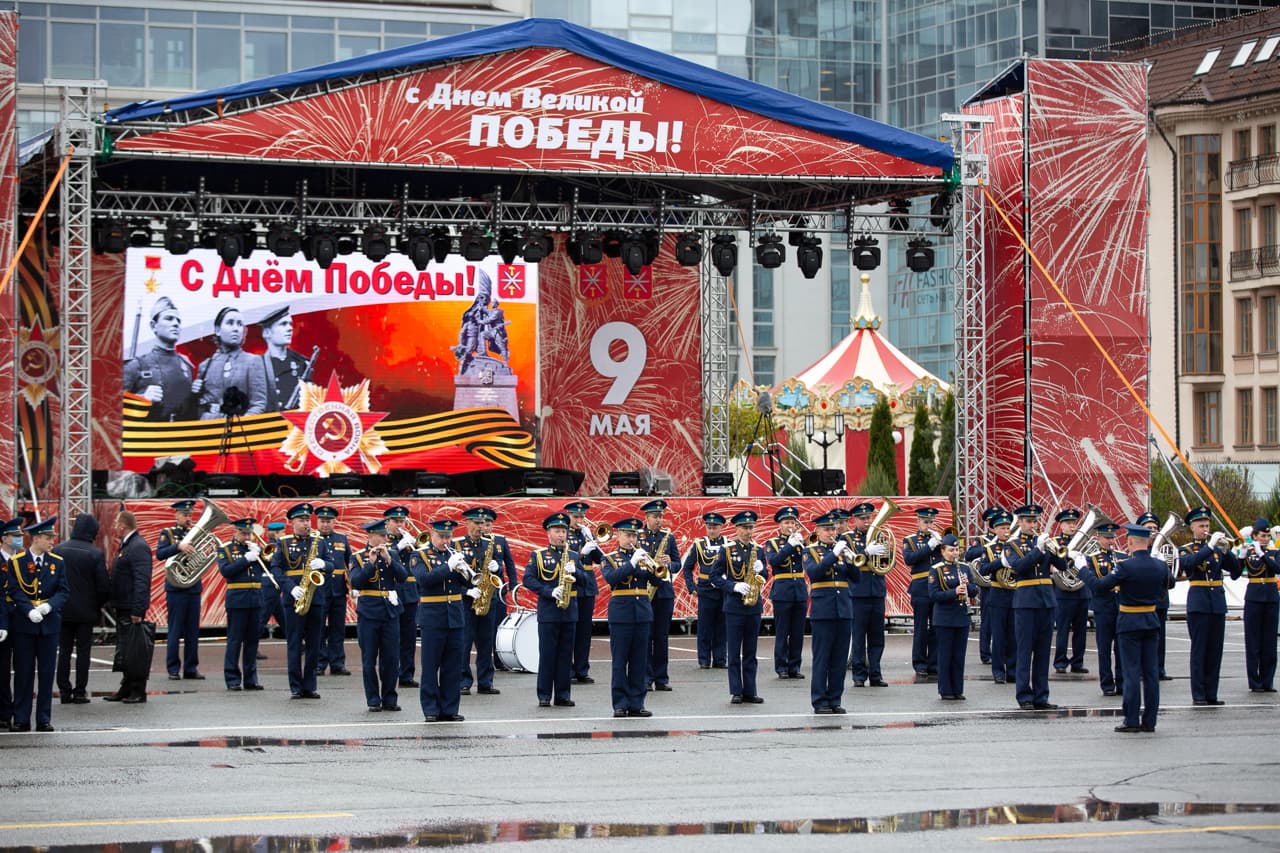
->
752;266;774;349
1263;294;1278;353
1263;387;1279;445
1180;135;1223;374
1263;125;1278;156
1235;127;1252;161
1237;298;1254;354
1235;207;1252;252
1194;389;1222;448
1237;389;1254;446
752;355;776;388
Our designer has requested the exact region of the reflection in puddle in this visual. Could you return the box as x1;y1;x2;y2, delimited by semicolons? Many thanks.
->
10;801;1279;851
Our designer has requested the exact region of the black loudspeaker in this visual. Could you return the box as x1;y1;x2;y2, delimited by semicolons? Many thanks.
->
799;468;845;496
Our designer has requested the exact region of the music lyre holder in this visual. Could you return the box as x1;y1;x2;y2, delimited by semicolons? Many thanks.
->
216;386;258;476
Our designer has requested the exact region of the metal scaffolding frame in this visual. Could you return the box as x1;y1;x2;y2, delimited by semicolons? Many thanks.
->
51;79;105;522
943;113;991;537
700;223;732;475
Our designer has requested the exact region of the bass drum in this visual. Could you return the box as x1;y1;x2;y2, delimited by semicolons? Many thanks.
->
496;610;539;673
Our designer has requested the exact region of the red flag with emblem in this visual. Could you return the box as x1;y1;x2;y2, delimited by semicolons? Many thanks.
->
577;263;606;299
622;266;652;299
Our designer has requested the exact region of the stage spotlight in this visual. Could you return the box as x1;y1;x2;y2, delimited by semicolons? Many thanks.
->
930;191;954;228
267;224;301;257
796;234;823;279
619;230;647;276
710;233;737;277
520;227;553;263
198;223;219;251
674;232;703;266
361;224;391;262
755;232;785;269
127;222;152;248
641;228;661;265
164;220;193;255
601;229;626;259
788;216;809;246
93;219;128;254
401;227;432;271
335;229;357;256
304;229;338;270
215;225;243;268
905;237;935;273
701;471;733;497
888;198;911;232
496;227;520;264
460;226;491;262
430;226;453;264
852;235;881;271
607;471;642;496
566;230;604;266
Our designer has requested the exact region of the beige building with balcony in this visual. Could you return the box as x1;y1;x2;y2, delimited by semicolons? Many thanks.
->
1130;9;1280;496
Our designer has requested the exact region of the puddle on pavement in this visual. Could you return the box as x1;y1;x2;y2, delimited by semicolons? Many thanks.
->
7;801;1278;851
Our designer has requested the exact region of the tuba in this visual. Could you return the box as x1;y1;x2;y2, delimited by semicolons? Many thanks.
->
852;498;901;575
164;499;230;588
1150;511;1184;576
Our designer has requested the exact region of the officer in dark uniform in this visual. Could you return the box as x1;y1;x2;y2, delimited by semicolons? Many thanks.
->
929;534;971;700
480;512;518;672
1077;522;1124;696
637;499;679;692
765;505;808;679
523;512;585;708
1093;523;1172;733
903;507;942;680
382;506;422;689
157;500;204;681
270;503;334;699
455;507;502;696
1135;511;1173;680
1002;503;1060;710
122;296;195;421
964;506;1004;667
7;517;68;732
680;512;727;669
1178;505;1242;706
417;518;468;722
350;519;407;713
1052;508;1091;674
1241;518;1278;693
565;501;603;685
258;521;287;644
976;509;1017;684
0;518;22;728
217;517;266;692
601;517;657;718
846;501;889;687
710;510;769;705
258;306;311;412
315;506;351;676
802;511;857;713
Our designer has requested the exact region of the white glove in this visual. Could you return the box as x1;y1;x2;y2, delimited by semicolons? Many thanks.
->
1000;553;1012;569
1271;526;1280;539
447;552;467;571
0;629;7;643
552;586;565;602
833;540;850;558
787;532;804;548
752;559;764;575
630;550;646;568
398;533;414;551
580;524;594;542
37;602;52;616
1253;542;1265;558
562;563;577;576
1072;553;1087;569
1239;526;1254;540
633;547;649;564
733;581;751;596
581;541;599;557
1036;533;1051;549
309;558;325;571
1208;531;1225;549
27;609;42;624
865;542;887;557
487;560;500;574
388;590;400;607
291;587;304;601
927;535;942;550
1068;549;1083;562
245;546;261;563
349;588;359;601
466;588;481;600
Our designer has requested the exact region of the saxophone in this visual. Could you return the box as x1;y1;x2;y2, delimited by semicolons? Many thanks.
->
293;535;325;616
646;530;672;601
555;546;574;610
473;536;502;617
741;542;765;607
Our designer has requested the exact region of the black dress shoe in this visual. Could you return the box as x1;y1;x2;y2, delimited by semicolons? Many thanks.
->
1209;699;1225;706
399;680;419;688
630;708;652;717
940;694;957;700
477;686;501;695
70;695;90;705
424;715;438;722
730;695;743;704
854;681;866;687
382;704;401;712
698;664;711;669
1070;667;1090;674
244;684;264;691
1193;699;1209;706
553;699;575;707
368;705;382;712
1054;667;1067;674
227;685;242;691
184;673;206;680
1140;725;1156;732
789;672;805;679
614;708;628;718
1019;702;1035;710
870;679;888;687
10;722;31;732
1033;702;1058;710
103;693;126;702
256;653;268;660
954;695;966;701
573;676;595;684
167;674;181;681
59;693;73;704
36;722;54;733
814;707;834;714
460;687;471;696
1114;725;1142;733
331;668;352;676
1159;675;1174;681
993;678;1006;684
1265;688;1278;693
538;700;551;707
122;695;147;704
300;690;321;699
831;706;847;714
743;695;764;704
712;663;727;669
443;714;465;722
653;683;672;691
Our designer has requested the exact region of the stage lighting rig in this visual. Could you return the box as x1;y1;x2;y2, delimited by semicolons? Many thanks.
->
361;224;391;262
304;228;338;270
788;216;809;246
215;224;244;268
267;224;301;257
888;198;911;232
401;227;432;271
93;219;128;254
238;223;258;259
905;237;935;273
164;220;193;255
460;226;491;262
930;191;954;228
601;229;626;259
520;227;553;262
642;228;661;265
710;233;737;277
674;232;703;266
796;234;823;279
335;229;357;256
430;226;453;264
566;230;604;265
496;227;520;264
755;232;785;269
852;235;880;271
619;230;647;276
127;222;152;248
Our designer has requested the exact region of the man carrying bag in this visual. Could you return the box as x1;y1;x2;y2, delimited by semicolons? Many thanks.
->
105;511;154;704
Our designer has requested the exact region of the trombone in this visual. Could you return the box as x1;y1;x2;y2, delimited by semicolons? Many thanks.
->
590;521;613;543
246;525;280;590
402;518;433;548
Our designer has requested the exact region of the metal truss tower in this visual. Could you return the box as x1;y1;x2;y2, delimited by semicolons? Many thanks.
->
51;79;105;521
942;113;991;536
701;254;731;475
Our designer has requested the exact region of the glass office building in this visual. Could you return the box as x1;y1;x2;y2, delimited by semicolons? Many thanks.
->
12;0;1279;382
